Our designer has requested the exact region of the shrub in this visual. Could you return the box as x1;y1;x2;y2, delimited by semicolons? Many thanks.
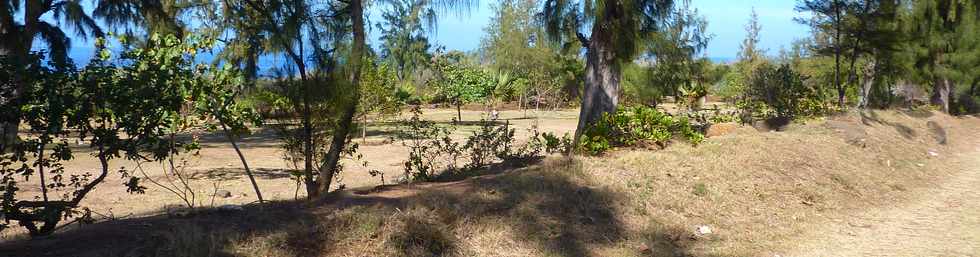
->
397;108;571;182
464;119;516;169
740;63;827;120
398;106;462;181
579;107;704;155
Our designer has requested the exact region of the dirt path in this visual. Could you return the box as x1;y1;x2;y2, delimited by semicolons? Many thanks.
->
787;146;980;257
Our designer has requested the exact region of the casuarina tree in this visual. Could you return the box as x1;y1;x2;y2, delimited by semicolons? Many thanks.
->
541;0;676;148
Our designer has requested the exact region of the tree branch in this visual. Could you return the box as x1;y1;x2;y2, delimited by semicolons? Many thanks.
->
576;32;590;46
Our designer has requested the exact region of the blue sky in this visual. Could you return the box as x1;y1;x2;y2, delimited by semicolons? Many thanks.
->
419;0;810;59
62;0;810;64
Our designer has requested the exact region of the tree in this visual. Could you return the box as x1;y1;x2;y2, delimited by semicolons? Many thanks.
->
904;0;979;113
542;0;676;148
194;65;266;203
1;34;210;236
1;0;104;150
377;0;435;81
1;0;192;151
847;0;902;109
93;0;191;38
646;0;711;109
231;0;475;198
213;0;270;83
316;0;367;195
797;0;849;108
432;57;494;121
739;8;765;65
482;0;568;111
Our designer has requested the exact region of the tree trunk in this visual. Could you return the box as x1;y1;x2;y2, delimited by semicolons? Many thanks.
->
931;78;952;113
834;2;844;109
572;27;620;148
220;123;264;203
969;80;978;97
300;74;316;198
0;39;22;151
38;145;48;202
361;116;367;143
456;99;462;122
520;92;526;119
316;0;364;195
0;2;44;152
858;60;876;109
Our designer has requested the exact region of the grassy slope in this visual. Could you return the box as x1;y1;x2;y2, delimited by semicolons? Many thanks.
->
1;110;977;257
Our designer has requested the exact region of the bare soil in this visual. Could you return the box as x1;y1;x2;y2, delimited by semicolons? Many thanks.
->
0;109;579;239
1;109;978;257
785;144;980;256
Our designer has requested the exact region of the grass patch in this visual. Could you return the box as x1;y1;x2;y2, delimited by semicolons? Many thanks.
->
692;183;709;197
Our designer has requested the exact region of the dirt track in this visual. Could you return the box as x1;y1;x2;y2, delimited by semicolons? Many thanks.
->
787;145;980;256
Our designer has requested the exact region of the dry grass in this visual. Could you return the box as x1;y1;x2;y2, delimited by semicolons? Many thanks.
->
1;109;978;257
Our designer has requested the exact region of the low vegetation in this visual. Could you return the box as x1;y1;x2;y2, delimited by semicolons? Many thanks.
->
1;0;979;256
2;109;975;257
579;107;704;155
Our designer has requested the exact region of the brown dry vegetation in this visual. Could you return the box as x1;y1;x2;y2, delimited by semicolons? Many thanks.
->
1;109;978;257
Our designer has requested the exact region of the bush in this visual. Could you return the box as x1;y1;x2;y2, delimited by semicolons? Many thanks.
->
579;107;704;155
397;107;571;182
740;63;827;120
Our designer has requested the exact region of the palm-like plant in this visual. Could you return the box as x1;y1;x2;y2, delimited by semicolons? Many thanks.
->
541;0;675;147
1;0;104;149
93;0;193;38
1;0;193;149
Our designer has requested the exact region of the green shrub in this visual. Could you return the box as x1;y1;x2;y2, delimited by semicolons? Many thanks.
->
740;63;828;120
579;107;704;155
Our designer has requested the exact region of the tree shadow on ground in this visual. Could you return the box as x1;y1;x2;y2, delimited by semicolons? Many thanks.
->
188;167;294;181
189;128;283;149
0;202;323;257
0;159;719;257
859;110;917;139
926;120;947;145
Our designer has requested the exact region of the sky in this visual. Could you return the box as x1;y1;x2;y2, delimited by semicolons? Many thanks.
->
62;0;811;65
419;0;811;60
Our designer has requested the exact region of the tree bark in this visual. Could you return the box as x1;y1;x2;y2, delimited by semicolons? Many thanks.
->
970;80;978;97
316;0;364;195
834;0;844;109
0;29;26;151
456;98;462;122
0;0;47;151
858;60;876;109
220;123;264;203
572;25;620;149
931;78;952;113
243;0;318;197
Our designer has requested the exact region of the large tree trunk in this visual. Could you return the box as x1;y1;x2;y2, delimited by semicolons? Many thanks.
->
1;3;43;151
572;27;620;148
858;60;876;109
0;31;22;151
316;0;364;195
931;78;952;113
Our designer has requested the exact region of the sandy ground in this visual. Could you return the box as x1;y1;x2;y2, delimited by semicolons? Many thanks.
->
785;144;980;257
2;108;979;257
1;108;580;239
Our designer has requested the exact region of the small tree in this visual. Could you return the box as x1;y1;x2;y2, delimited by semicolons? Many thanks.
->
433;60;493;122
1;35;201;236
193;65;266;203
647;0;712;110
